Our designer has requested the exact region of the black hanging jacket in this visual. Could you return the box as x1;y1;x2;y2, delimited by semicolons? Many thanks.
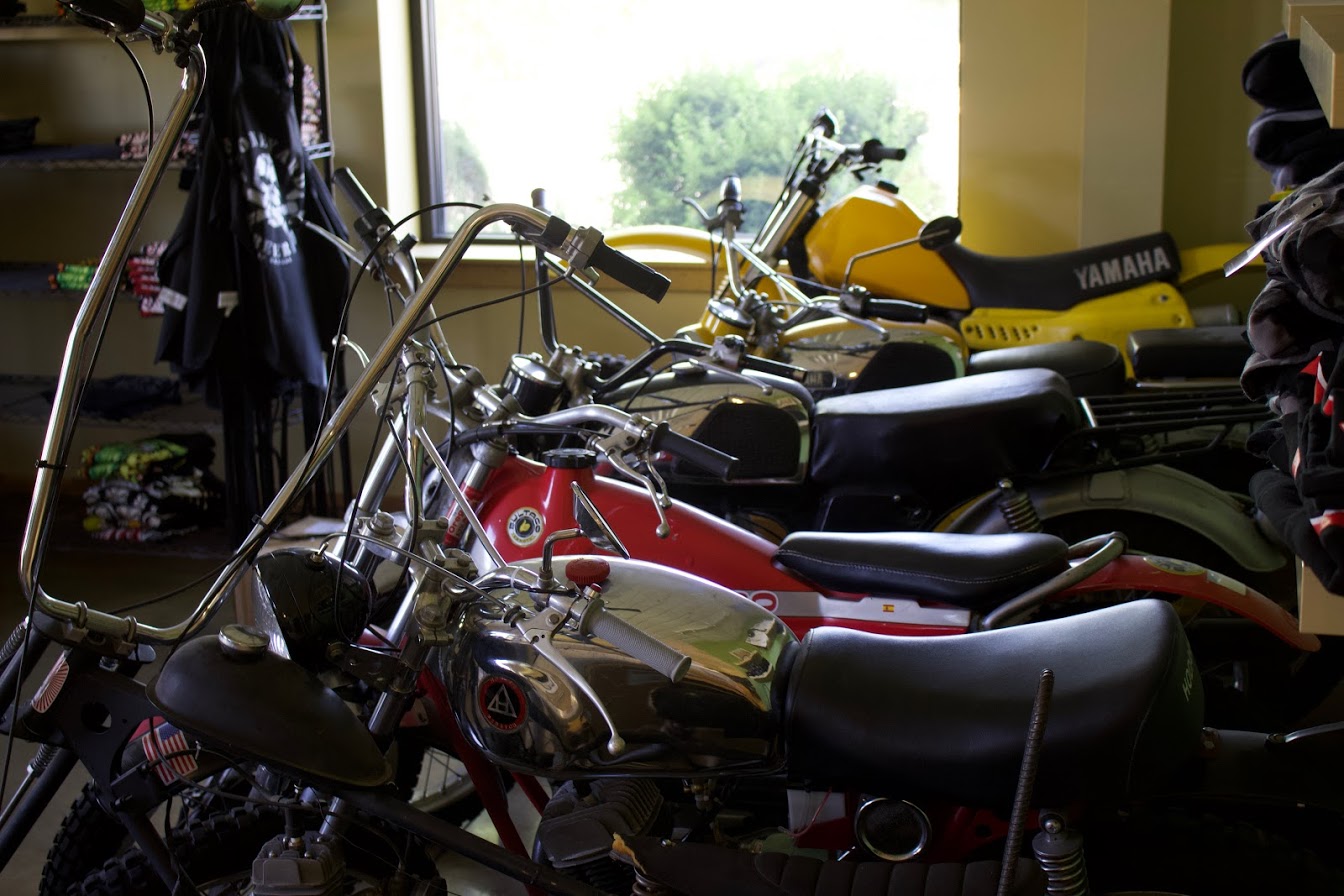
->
155;6;348;400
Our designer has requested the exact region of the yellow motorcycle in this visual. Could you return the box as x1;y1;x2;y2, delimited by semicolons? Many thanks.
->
608;109;1260;385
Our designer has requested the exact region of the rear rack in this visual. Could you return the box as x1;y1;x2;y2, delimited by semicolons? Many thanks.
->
1078;385;1270;434
1041;385;1271;476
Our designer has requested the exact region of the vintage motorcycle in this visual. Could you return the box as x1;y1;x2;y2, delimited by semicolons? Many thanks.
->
605;109;1262;385
10;7;1344;895
328;167;1328;735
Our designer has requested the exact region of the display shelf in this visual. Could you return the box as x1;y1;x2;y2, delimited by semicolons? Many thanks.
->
0;15;106;40
0;145;187;170
0;373;223;431
0;262;136;301
0;4;325;39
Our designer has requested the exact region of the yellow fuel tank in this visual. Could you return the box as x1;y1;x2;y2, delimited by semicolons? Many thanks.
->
805;185;971;310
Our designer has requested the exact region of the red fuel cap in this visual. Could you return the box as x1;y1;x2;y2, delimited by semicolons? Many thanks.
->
565;557;611;588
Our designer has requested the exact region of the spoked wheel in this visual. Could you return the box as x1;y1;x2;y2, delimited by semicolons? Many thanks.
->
401;741;485;823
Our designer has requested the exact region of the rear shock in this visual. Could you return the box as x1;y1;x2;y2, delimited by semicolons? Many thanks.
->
996;479;1043;532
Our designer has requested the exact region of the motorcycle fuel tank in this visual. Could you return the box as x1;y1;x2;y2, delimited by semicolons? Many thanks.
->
602;365;812;484
443;557;795;777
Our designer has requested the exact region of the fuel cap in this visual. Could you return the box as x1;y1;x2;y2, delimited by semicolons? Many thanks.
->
565;557;611;588
217;623;270;660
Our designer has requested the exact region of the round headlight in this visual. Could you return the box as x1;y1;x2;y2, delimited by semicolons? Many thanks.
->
247;548;376;669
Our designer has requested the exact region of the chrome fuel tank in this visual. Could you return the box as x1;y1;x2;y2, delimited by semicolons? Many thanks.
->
443;557;796;777
601;366;812;484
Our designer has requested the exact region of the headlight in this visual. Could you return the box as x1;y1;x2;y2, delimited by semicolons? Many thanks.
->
243;548;377;670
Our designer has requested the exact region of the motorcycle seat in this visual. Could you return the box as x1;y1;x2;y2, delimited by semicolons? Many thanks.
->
783;599;1203;808
967;340;1126;396
773;530;1068;611
1126;325;1250;380
938;231;1181;311
810;367;1080;489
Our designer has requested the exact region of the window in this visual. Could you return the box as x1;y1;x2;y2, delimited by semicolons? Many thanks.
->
412;1;959;240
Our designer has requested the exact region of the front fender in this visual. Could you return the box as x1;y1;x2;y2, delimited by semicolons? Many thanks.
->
943;465;1287;574
605;225;724;265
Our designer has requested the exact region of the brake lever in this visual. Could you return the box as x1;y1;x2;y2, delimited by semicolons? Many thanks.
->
598;444;672;539
515;596;627;755
808;299;891;340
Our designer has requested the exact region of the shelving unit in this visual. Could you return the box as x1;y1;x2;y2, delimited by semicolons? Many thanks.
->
0;3;339;529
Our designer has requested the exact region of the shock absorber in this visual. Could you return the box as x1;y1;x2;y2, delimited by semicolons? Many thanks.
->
631;871;674;896
996;479;1043;532
1032;813;1089;896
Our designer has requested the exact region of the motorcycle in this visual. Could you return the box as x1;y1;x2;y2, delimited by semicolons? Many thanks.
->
605;109;1263;386
9;8;1344;894
322;165;1336;730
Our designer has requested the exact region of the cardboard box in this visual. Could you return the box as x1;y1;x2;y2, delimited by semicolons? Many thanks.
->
1285;0;1344;38
1298;559;1344;635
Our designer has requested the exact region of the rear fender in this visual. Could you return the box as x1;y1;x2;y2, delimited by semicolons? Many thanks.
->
1177;242;1265;290
1061;553;1318;652
943;465;1287;574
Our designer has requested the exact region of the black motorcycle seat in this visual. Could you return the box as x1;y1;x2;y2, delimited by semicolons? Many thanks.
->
938;231;1181;312
1127;325;1250;380
783;600;1203;808
774;531;1069;611
967;340;1126;397
810;367;1081;488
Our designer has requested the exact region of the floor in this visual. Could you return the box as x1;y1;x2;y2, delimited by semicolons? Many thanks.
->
0;490;538;895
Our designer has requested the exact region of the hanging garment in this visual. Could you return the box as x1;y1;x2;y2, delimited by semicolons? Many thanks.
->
1240;162;1344;591
152;7;349;535
155;6;348;399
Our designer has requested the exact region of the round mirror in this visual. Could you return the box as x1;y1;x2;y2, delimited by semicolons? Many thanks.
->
918;216;962;250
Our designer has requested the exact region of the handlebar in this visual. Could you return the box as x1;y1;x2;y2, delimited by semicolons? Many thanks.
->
334;167;379;222
586;240;671;303
583;602;691;682
648;423;738;480
860;138;906;163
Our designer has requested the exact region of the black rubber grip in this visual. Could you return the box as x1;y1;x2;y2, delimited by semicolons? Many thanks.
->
866;297;928;323
63;0;144;32
334;168;378;218
861;139;907;163
587;608;691;682
588;241;671;303
649;424;738;480
741;355;809;383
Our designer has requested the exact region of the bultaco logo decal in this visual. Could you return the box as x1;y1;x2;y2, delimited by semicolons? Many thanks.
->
1142;555;1204;576
506;507;543;547
479;677;527;732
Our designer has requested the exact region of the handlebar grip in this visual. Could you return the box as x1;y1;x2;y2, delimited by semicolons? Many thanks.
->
861;139;907;163
62;0;145;33
586;606;691;682
866;297;928;323
741;355;809;384
588;241;671;303
649;424;739;480
334;167;379;219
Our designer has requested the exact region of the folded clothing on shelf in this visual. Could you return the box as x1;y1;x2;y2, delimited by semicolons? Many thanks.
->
79;433;223;542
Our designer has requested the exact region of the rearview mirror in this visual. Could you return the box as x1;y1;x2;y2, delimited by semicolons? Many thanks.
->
918;216;962;250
